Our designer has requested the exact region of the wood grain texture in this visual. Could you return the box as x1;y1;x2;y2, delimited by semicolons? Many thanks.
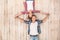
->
0;0;60;40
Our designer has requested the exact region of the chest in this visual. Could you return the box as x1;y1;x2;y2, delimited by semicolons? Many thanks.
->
30;22;38;29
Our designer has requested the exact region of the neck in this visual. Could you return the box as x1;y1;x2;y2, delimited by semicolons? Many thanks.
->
32;21;35;23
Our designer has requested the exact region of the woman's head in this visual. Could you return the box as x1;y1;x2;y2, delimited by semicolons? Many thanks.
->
28;10;33;20
28;10;33;17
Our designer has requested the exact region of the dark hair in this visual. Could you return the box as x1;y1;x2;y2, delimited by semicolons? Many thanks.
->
28;15;32;20
31;15;37;21
27;15;37;21
32;15;37;18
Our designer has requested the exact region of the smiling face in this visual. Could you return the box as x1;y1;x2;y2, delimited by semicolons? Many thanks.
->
32;15;37;22
28;10;33;20
28;10;33;17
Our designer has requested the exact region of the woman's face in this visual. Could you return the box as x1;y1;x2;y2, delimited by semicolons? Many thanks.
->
28;10;33;18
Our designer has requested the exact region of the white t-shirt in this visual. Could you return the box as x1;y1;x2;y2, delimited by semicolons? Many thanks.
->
30;21;38;35
26;1;33;11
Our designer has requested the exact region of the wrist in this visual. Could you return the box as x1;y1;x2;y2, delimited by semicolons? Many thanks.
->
47;14;50;16
15;15;19;18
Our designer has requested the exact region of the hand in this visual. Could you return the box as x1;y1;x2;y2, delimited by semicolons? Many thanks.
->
46;13;50;16
15;13;22;18
15;14;19;19
40;10;49;15
15;15;18;19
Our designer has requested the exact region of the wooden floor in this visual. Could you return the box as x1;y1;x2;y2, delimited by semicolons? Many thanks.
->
0;0;60;40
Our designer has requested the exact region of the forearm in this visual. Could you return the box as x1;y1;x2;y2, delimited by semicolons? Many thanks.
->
16;13;23;17
42;14;49;22
40;10;49;15
15;13;24;22
17;16;24;22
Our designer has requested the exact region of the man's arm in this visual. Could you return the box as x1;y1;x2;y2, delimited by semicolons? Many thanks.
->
15;13;23;17
15;13;25;22
39;10;50;23
15;16;29;24
15;13;29;24
42;14;49;23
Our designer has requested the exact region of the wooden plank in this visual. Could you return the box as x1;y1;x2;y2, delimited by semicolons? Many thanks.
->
0;0;60;40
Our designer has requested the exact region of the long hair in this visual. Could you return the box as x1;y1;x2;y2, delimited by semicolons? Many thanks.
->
27;11;34;20
28;15;32;20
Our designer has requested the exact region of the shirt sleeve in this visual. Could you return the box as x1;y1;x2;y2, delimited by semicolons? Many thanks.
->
24;20;29;24
37;20;43;24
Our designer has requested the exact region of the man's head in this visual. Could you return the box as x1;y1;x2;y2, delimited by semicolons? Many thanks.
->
31;15;37;22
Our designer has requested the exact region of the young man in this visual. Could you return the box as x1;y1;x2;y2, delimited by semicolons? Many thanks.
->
15;12;49;40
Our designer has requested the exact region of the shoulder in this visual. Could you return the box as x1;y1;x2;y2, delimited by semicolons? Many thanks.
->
36;19;43;24
24;20;32;24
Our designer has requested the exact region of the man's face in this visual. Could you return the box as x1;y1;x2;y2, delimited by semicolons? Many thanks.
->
32;16;36;22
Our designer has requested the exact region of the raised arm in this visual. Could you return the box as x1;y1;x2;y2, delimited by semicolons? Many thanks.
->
42;14;49;23
15;12;23;17
15;13;25;22
39;10;50;22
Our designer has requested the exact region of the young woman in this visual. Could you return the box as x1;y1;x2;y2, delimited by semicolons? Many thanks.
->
15;10;33;21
